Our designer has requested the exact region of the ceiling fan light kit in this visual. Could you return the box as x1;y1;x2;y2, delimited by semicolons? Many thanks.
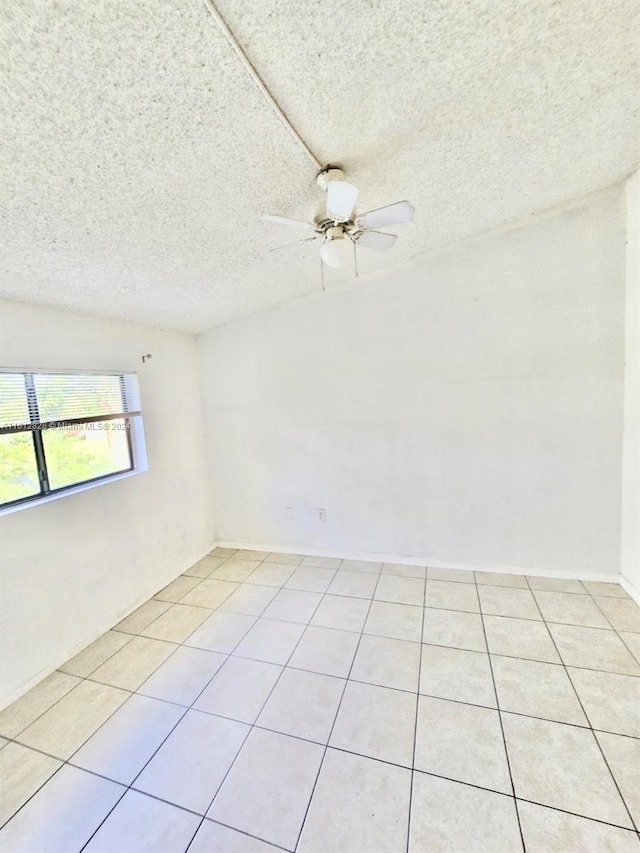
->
203;0;414;274
320;225;353;269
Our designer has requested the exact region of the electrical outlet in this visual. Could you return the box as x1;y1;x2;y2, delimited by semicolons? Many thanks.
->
318;508;327;522
284;506;293;520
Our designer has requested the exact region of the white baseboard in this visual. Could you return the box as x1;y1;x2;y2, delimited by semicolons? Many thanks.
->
619;575;640;607
4;539;636;710
0;542;217;711
214;539;625;585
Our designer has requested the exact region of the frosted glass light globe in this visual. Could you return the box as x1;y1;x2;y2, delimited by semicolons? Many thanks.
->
320;230;352;268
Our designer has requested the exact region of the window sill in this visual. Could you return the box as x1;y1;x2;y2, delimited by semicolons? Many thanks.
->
0;467;146;518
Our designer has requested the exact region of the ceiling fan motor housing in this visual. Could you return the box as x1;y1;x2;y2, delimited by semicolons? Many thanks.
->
325;225;346;241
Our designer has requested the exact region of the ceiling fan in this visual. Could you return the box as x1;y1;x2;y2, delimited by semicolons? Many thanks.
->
262;168;415;269
200;1;414;272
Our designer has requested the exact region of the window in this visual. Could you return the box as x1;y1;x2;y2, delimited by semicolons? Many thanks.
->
0;370;143;509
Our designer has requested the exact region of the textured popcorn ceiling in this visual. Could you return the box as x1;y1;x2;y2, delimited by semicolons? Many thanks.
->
1;0;638;332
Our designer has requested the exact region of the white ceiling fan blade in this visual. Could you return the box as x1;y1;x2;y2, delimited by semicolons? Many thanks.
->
357;201;414;230
269;235;319;252
327;180;359;222
261;215;314;229
356;230;398;252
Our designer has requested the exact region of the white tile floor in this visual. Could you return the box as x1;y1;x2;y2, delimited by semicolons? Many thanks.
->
1;550;640;852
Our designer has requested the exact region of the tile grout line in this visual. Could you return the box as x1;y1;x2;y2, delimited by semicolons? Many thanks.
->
613;628;640;667
5;601;640;845
532;579;640;836
475;570;528;853
183;556;347;853
41;550;251;849
1;607;184;750
406;564;429;853
6;633;262;841
0;586;477;753
9;679;640;772
586;587;640;663
6;589;640;751
0;617;188;830
59;631;137;680
12;690;640;771
3;553;639;846
180;621;640;681
75;632;248;844
83;552;324;852
291;562;401;849
0;619;201;834
291;560;394;853
144;567;640;638
524;576;639;836
5;612;637;840
571;599;640;837
5;593;640;743
198;818;293;853
5;709;639;838
75;551;282;853
413;570;629;597
512;796;640;837
208;556;388;847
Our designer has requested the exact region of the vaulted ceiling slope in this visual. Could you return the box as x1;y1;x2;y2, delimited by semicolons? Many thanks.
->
1;1;638;332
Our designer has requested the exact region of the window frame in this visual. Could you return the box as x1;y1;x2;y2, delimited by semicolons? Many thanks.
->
0;369;144;512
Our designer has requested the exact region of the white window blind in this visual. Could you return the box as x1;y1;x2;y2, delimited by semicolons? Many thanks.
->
0;370;143;509
0;373;31;429
0;371;141;432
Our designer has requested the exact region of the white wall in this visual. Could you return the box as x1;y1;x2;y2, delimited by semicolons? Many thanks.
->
0;300;213;706
621;171;639;595
199;186;626;576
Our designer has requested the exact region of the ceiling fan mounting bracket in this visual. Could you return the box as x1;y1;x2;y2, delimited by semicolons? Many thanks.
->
316;167;346;192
